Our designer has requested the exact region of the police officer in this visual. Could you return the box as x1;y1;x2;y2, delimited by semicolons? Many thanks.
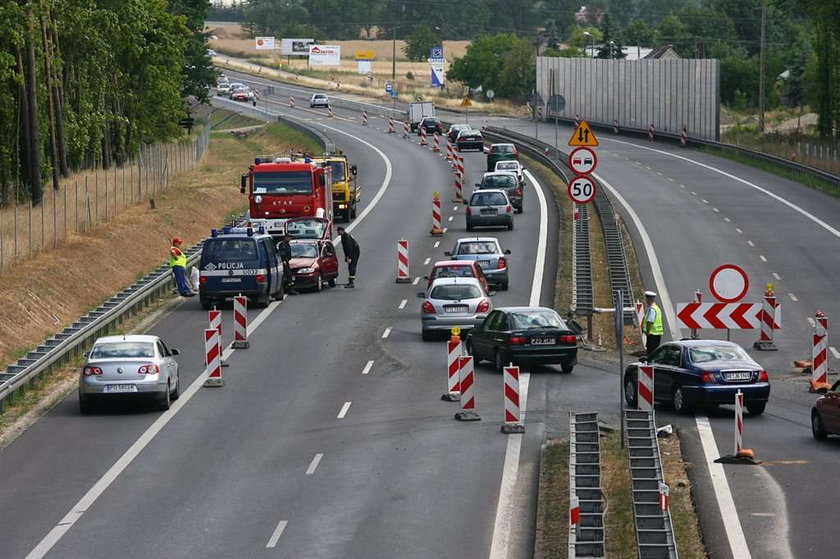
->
337;226;360;288
276;234;298;295
169;238;194;297
643;290;663;358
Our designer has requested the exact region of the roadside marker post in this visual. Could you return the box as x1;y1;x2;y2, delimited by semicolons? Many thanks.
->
680;125;688;146
648;123;655;142
327;106;333;118
501;365;525;433
203;329;224;387
570;495;580;528
453;168;464;203
658;482;670;513
361;111;368;126
613;119;619;134
396;239;410;283
810;311;831;392
432;131;440;152
442;330;462;401
289;95;295;108
446;137;454;161
402;121;409;139
454;356;480;421
208;308;228;367
714;389;759;464
388;117;395;133
691;290;702;339
420;126;428;146
754;283;779;350
232;295;249;349
430;192;444;236
635;300;646;347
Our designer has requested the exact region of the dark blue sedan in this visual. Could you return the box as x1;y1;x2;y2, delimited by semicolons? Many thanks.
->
623;340;770;415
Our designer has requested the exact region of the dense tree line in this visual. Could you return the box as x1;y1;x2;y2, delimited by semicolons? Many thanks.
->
1;0;216;206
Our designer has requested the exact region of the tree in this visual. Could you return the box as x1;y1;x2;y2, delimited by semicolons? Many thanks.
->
446;33;535;101
403;24;440;62
171;0;218;103
623;19;655;47
596;14;626;58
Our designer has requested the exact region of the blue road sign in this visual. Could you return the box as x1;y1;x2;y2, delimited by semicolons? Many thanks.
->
390;90;398;98
430;46;443;60
385;81;393;93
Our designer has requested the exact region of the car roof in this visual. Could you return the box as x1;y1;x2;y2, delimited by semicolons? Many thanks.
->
433;259;478;267
450;124;469;129
289;239;319;245
483;171;517;177
495;306;559;314
312;93;327;97
469;189;508;197
671;339;745;349
95;334;159;344
490;143;515;148
429;277;483;288
455;237;500;244
495;160;520;167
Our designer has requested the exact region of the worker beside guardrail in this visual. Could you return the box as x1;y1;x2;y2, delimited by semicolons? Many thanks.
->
169;238;195;297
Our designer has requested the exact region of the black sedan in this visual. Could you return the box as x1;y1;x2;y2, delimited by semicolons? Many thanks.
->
417;117;443;136
623;340;770;415
456;130;485;152
466;307;578;374
811;380;840;440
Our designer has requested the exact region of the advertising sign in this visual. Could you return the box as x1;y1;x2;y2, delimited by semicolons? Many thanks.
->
281;38;314;56
255;37;275;51
309;45;341;66
354;50;376;60
429;58;445;87
357;60;372;75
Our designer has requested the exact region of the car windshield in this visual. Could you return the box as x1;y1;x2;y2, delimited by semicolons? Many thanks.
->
492;145;514;154
314;95;327;100
253;171;312;194
457;241;498;255
470;192;507;206
430;284;482;300
510;311;564;330
689;345;752;363
286;218;327;239
483;175;516;188
434;265;475;278
90;341;155;359
329;162;346;182
203;239;259;262
290;243;318;258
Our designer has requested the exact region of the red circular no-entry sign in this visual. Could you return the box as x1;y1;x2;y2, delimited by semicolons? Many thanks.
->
709;264;749;302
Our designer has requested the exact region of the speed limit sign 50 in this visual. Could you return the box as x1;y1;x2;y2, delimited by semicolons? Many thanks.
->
567;175;597;204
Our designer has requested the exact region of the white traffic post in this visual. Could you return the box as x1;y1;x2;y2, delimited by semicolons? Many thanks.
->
811;311;830;391
442;338;462;401
637;364;654;410
501;365;525;433
203;329;224;387
396;239;410;283
361;111;368;126
691;290;702;339
289;95;295;108
232;295;249;349
635;300;646;347
454;356;480;421
734;389;744;455
208;308;228;367
327;105;334;118
388;117;395;133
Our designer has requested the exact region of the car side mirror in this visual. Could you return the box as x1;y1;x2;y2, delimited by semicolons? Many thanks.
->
240;173;248;194
416;292;425;298
504;249;511;255
170;348;180;356
444;251;452;256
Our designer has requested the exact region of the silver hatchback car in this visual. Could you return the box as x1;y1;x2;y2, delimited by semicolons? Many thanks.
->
466;189;514;231
445;237;511;291
419;277;493;341
79;334;181;413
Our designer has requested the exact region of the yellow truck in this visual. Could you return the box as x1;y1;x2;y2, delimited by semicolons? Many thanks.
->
322;154;359;222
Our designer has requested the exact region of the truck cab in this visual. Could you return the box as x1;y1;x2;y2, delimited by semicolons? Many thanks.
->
198;226;284;309
319;154;359;222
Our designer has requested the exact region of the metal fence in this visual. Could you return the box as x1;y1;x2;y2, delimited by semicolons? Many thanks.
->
746;134;840;175
0;124;211;273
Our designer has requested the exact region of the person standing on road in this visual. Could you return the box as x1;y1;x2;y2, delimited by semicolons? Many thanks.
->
337;226;360;288
276;234;298;295
169;238;195;297
643;290;663;358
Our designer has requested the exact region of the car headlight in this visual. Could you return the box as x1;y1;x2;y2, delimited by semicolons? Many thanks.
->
338;204;347;209
297;267;315;274
255;195;263;204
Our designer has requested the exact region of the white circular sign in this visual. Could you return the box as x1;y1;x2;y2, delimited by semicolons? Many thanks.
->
567;175;597;204
568;147;598;174
709;264;749;302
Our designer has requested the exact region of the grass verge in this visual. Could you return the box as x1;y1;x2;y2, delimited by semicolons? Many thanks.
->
534;440;570;558
601;431;638;558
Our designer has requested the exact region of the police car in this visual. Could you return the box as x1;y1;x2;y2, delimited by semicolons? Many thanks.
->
198;226;284;310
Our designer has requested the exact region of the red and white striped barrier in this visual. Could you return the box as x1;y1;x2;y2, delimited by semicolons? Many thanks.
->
432;132;440;152
442;339;462;401
658;482;670;513
734;389;744;454
680;126;688;146
396;239;410;283
420;126;428;146
501;365;525;433
454;356;480;421
570;495;580;527
754;287;778;350
445;137;454;161
233;295;249;349
430;192;444;236
574;114;581;128
203;329;224;387
289;95;295;108
456;154;465;178
537;107;543;120
811;311;830;392
635;300;647;347
453;168;464;203
388;117;395;133
208;309;222;338
403;121;409;139
648;123;655;142
638;365;654;410
328;106;333;118
613;119;619;134
691;290;702;339
361;111;368;126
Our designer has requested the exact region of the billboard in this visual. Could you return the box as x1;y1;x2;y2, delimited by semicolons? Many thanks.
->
309;45;341;67
281;38;314;56
255;37;275;50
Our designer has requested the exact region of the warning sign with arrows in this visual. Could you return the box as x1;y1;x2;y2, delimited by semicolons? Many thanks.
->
460;97;472;107
568;120;599;147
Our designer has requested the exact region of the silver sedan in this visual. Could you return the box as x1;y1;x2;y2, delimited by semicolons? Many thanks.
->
419;277;493;341
78;334;181;413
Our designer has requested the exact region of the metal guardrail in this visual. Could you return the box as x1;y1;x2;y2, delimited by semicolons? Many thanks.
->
569;412;605;558
592;191;636;325
625;410;679;558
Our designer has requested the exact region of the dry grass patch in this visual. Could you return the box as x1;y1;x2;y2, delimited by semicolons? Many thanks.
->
601;431;638;558
534;439;570;558
660;432;707;558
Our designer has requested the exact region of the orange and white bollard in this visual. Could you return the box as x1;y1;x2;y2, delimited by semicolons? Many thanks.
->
432;131;440;152
658;482;670;513
328;105;334;118
361;111;368;126
420;126;428;146
289;95;295;108
395;239;410;283
453;167;464;203
388;117;395;133
680;125;688;146
637;364;654;410
442;331;462;401
648;123;655;142
403;121;409;139
445;137;454;161
810;311;831;392
501;365;525;433
754;285;779;350
232;295;249;349
203;329;224;387
454;356;480;421
430;192;444;236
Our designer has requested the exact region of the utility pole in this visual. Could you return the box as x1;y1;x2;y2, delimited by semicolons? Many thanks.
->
758;0;767;133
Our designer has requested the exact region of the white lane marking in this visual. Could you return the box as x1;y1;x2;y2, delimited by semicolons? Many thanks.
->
724;217;731;222
337;401;352;419
434;241;440;248
657;171;663;176
423;257;431;265
452;206;458;211
680;184;686;189
747;240;755;247
305;453;323;475
751;513;776;517
713;208;720;213
702;199;709;204
412;277;420;285
695;417;753;558
667;177;675;182
831;347;840;359
807;317;816;327
691;191;698;195
645;165;652;170
447;216;453;222
788;293;798;302
773;272;782;280
266;520;288;548
361;360;374;375
736;228;743;234
760;255;767;262
489;170;547;559
398;299;407;309
381;327;392;339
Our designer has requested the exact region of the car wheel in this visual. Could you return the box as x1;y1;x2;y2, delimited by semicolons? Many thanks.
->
79;393;95;415
314;274;323;292
494;349;507;374
159;383;171;411
507;220;514;231
200;297;213;310
812;411;829;440
500;281;509;291
561;361;574;374
672;386;692;414
624;375;638;407
255;293;269;308
421;330;434;342
351;205;357;219
746;402;766;416
171;374;181;401
328;277;337;288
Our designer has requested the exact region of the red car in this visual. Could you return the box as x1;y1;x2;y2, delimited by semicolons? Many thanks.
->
289;239;339;291
231;88;258;103
812;380;840;439
426;260;490;293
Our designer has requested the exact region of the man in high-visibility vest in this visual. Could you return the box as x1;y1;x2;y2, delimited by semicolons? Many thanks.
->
643;290;663;358
169;238;195;297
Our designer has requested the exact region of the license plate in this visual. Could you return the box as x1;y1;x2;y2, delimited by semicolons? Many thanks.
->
531;337;556;345
104;384;137;393
221;278;240;283
724;372;752;381
445;305;468;314
476;260;491;269
480;209;497;215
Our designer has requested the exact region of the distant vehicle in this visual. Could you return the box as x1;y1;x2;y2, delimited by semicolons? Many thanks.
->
310;93;330;108
494;160;525;185
447;124;471;143
288;239;339;291
79;334;181;413
466;307;578;374
465;189;514;232
486;143;519;171
409;101;435;131
231;87;258;103
216;82;231;96
418;277;493;341
417;116;443;136
623;340;771;415
812;380;840;439
228;83;247;95
207;49;218;57
456;129;484;152
426;259;490;293
477;171;523;213
445;237;510;290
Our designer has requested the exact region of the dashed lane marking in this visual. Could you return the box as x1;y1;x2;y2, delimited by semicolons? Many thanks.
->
423;257;431;265
760;255;767;262
808;317;816;327
788;293;798;302
266;520;288;548
361;360;374;375
305;454;323;475
748;240;755;247
381;327;392;339
412;277;420;285
337;402;352;419
736;228;743;234
398;299;407;309
724;217;731;222
773;272;782;280
831;347;840;360
434;241;440;248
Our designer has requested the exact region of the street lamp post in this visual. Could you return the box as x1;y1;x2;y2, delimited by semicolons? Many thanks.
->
583;31;595;58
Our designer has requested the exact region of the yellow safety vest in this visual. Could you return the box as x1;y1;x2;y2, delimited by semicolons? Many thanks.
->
648;303;664;336
169;247;187;268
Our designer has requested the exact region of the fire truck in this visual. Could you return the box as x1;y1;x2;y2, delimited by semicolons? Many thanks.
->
240;156;333;237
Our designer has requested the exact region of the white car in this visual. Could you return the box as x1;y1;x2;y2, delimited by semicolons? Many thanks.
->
494;160;525;185
310;93;330;108
216;82;231;96
418;277;493;341
207;49;218;57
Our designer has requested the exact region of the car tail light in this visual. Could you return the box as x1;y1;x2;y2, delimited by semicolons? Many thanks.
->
497;257;506;269
422;301;436;314
83;366;103;376
199;276;207;284
513;146;519;156
700;371;714;383
509;335;528;345
505;205;512;214
758;369;769;382
559;335;577;344
476;299;490;313
138;363;160;375
256;274;267;283
514;187;522;196
465;206;472;215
